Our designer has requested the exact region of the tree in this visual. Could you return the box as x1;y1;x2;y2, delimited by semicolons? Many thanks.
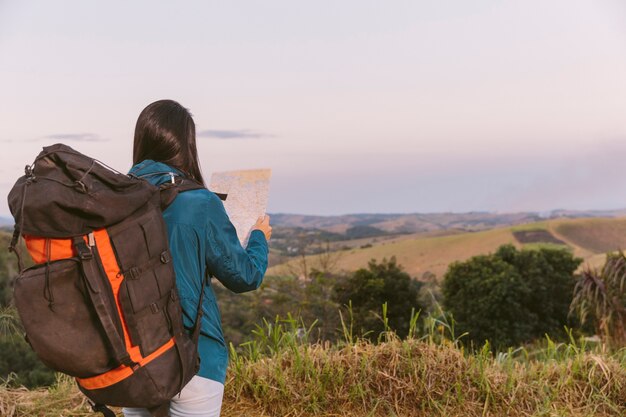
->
442;244;581;348
333;257;424;339
570;252;626;347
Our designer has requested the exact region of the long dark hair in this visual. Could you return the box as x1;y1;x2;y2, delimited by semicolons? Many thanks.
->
133;99;204;185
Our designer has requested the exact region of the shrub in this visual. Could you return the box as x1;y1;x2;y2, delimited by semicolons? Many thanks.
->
442;244;581;348
333;257;424;339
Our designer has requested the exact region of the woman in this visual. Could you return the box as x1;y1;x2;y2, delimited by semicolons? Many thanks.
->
123;99;271;417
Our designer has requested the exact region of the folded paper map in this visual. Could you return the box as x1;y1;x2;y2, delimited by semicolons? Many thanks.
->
209;169;271;246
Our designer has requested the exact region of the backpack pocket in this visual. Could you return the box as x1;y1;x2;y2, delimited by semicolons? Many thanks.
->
14;258;114;378
109;210;177;356
120;278;174;356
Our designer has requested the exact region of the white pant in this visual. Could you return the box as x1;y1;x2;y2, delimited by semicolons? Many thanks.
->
122;376;224;417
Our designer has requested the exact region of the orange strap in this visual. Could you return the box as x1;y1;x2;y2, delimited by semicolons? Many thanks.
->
77;338;175;390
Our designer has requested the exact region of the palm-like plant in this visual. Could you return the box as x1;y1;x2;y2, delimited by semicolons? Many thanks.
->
0;305;22;340
570;252;626;347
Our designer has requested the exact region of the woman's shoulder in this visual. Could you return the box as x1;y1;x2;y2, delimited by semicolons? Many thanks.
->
173;187;223;208
166;188;225;224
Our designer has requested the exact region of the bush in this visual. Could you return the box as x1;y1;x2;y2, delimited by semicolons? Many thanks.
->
333;257;424;339
442;244;581;348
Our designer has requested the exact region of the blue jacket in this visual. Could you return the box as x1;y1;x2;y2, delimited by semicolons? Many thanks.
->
129;160;269;384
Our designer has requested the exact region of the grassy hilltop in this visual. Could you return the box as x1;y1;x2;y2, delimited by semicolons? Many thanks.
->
3;323;626;417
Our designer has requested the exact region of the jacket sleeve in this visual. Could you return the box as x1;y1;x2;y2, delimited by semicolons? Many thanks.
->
204;193;269;293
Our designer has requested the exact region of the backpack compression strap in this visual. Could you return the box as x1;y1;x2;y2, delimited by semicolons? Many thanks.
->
158;176;216;402
157;175;213;345
72;236;135;368
88;401;116;417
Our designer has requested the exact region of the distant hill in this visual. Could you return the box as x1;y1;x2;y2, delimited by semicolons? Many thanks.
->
269;209;626;234
269;216;626;279
0;216;13;229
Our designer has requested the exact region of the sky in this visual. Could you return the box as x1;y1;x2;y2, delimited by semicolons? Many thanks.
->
1;0;626;216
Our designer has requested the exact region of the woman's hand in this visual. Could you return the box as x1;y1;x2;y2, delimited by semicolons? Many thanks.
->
252;214;272;241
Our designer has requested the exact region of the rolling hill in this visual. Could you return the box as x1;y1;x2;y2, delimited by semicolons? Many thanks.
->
269;209;626;234
269;217;626;279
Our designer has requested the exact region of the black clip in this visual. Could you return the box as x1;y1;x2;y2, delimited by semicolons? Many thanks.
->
74;240;93;260
89;402;116;417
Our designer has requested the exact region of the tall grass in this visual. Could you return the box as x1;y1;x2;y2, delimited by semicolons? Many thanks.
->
2;307;626;417
225;308;626;417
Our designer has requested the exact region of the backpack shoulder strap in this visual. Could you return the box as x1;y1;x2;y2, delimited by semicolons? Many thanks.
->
159;177;226;210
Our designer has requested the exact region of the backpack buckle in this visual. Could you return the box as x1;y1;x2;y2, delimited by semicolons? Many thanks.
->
74;240;93;260
24;164;35;178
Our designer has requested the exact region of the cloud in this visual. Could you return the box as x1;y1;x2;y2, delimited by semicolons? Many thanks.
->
0;133;109;143
44;133;108;142
197;129;271;139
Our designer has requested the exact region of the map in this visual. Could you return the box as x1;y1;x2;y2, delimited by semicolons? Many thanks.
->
209;169;271;247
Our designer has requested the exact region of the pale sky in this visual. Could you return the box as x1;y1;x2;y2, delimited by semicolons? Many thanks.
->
1;0;626;216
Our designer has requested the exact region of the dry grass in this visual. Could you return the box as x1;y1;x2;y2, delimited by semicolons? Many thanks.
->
2;336;625;417
225;338;626;417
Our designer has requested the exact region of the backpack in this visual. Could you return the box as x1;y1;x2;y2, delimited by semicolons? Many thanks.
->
7;144;218;417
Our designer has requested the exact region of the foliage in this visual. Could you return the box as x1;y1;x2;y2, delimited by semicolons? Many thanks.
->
442;244;582;348
0;232;18;307
216;270;344;345
0;308;56;389
0;339;57;388
570;252;626;347
333;257;424;339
